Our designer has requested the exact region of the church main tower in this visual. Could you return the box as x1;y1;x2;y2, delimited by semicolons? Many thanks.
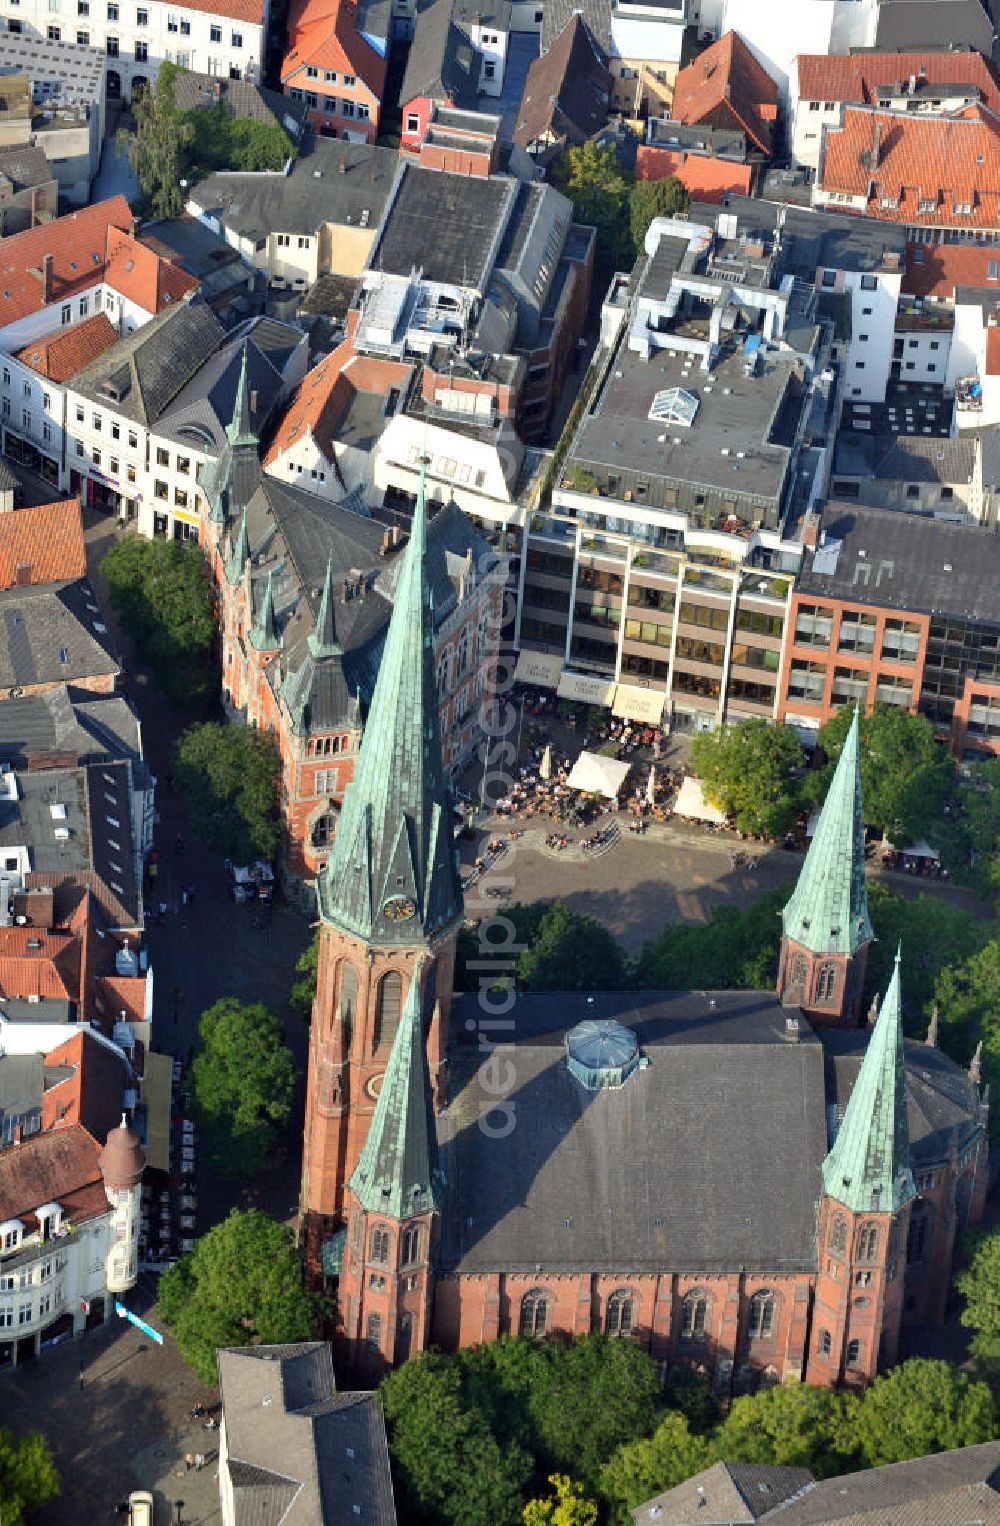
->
299;470;464;1271
777;709;873;1025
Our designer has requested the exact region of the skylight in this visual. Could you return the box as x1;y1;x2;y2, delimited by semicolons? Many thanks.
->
648;387;699;427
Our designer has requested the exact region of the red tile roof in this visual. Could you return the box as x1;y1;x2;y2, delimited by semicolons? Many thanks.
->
0;928;79;1000
41;1030;128;1143
670;31;779;156
903;241;1000;296
796;50;1000;115
264;341;412;465
635;144;753;201
0;499;85;589
0;1123;104;1226
986;322;1000;374
0;197;132;327
176;0;263;21
281;0;386;96
819;104;1000;227
104;226;199;315
16;312;119;384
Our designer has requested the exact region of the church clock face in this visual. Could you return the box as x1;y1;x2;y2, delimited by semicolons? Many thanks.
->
383;895;416;923
366;1073;384;1100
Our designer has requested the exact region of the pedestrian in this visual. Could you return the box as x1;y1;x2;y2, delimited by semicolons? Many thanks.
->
158;900;168;921
195;1454;205;1471
186;883;196;906
184;1454;194;1472
181;887;188;907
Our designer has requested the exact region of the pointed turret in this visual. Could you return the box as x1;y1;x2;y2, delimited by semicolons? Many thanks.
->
249;569;280;652
318;467;463;944
348;967;443;1219
970;1041;983;1087
226;342;258;449
308;556;342;660
226;506;249;585
783;709;873;958
822;947;915;1214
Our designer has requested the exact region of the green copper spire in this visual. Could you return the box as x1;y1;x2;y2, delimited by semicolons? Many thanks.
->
226;506;249;585
349;967;443;1219
308;556;342;660
318;467;463;945
226;343;258;448
783;708;873;956
822;947;915;1214
249;570;280;652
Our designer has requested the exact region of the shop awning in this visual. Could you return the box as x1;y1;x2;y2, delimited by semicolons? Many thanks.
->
514;649;563;689
566;750;632;799
556;671;616;706
613;683;666;725
674;776;727;825
881;837;940;861
141;1050;173;1174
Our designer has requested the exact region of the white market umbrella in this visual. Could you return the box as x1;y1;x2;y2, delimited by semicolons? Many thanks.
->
539;744;553;781
646;766;657;807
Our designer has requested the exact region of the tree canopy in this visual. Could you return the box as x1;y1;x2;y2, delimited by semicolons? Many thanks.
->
552;141;633;286
456;902;632;993
599;1412;714;1524
691;719;805;838
853;1359;996;1467
818;705;954;846
0;1430;59;1526
629;176;690;255
712;1383;858;1477
291;927;320;1019
939;757;1000;896
158;1209;321;1383
191;997;296;1176
101;534;218;711
174;720;280;863
638;887;788;990
121;62;293;213
524;1475;599;1526
958;1229;1000;1356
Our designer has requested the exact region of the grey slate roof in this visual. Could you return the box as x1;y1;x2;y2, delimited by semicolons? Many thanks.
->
372;161;517;292
0;685;141;766
0;144;54;191
170;70;309;137
0;579;120;690
513;14;611;156
541;0;609;56
191;139;396;243
690;197;907;277
800;502;1000;622
832;431;976;486
875;0;995;52
776;1440;1000;1525
153;333;284;455
218;1344;396;1526
442;990;831;1274
633;1462;814;1525
68;301;225;427
399;0;482;110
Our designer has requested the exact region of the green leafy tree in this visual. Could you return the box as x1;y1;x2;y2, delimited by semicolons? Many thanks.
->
713;1383;860;1477
191;997;295;1176
854;1358;996;1466
691;719;805;838
120;62;194;217
0;1430;60;1526
818;705;954;845
174;721;280;862
939;757;1000;895
159;1209;321;1383
865;881;991;1031
929;939;1000;1133
552;141;632;284
629;176;690;254
600;1412;715;1523
515;902;632;991
381;1351;533;1526
958;1230;1000;1355
524;1475;599;1526
291;927;320;1018
185;97;294;174
101;533;217;710
638;888;788;989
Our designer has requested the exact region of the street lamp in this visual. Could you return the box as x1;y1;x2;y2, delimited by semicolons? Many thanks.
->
174;1501;184;1526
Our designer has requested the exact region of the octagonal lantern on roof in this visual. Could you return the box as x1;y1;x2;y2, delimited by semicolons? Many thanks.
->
566;1018;641;1091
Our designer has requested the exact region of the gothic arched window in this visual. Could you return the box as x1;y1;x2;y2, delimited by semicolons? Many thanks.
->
401;1225;420;1266
339;963;358;1053
370;1225;390;1265
374;971;402;1050
519;1288;549;1338
605;1289;635;1338
680;1290;708;1340
748;1290;775;1341
830;1216;848;1255
818;1328;832;1357
857;1224;879;1263
816;963;838;1002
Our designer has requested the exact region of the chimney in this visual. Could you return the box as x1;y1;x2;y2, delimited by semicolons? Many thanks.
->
391;523;401;547
380;528;391;555
42;252;52;305
339;156;348;174
801;509;821;549
15;561;31;584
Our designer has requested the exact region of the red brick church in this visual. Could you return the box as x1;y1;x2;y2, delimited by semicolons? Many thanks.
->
298;473;988;1395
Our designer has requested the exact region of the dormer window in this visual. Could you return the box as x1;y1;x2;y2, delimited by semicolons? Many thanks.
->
36;1203;62;1241
0;1219;23;1253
